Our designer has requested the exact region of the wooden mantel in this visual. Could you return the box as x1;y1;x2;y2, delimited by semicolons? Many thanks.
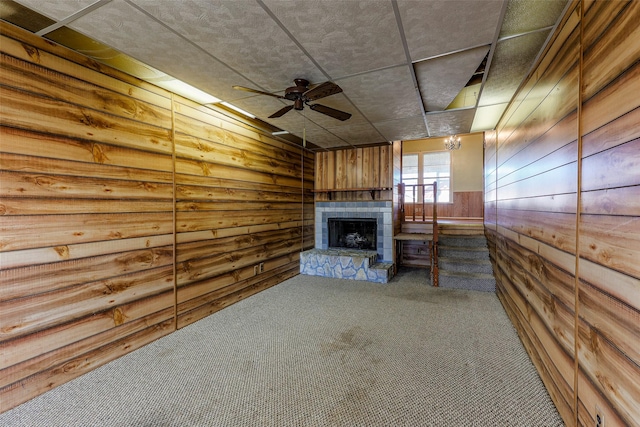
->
312;187;392;200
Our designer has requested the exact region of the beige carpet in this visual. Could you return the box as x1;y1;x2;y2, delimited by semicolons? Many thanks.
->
0;268;564;426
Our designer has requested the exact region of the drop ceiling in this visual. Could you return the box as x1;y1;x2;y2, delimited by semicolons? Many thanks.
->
2;0;568;151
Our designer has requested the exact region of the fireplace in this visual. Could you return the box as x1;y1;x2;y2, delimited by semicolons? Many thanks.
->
315;201;393;262
328;218;377;250
301;201;394;283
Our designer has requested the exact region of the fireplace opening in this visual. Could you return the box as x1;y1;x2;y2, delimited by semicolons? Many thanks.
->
328;218;377;250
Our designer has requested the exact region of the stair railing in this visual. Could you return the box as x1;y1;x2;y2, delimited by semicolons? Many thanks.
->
396;182;439;286
431;181;439;287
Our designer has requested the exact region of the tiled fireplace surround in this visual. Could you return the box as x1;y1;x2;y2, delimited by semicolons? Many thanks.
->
315;201;393;261
299;201;394;283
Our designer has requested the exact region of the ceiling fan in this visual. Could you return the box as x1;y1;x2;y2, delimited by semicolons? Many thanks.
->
232;78;352;121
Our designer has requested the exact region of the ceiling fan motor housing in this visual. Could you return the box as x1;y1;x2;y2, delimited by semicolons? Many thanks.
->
284;78;310;102
233;78;350;120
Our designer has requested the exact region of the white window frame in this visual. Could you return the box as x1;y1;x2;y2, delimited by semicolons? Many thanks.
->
402;151;452;204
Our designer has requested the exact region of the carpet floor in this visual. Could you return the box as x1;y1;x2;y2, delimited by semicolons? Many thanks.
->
0;268;564;426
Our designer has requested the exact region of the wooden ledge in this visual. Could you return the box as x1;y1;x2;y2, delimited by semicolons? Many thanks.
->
312;187;392;200
394;233;433;241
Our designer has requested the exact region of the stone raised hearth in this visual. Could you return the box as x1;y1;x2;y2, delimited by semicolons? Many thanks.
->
299;248;394;284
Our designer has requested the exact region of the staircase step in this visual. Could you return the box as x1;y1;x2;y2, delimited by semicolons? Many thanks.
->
439;246;489;260
439;245;488;252
439;256;490;265
438;236;488;247
438;272;496;292
434;233;496;291
440;270;495;280
439;257;493;274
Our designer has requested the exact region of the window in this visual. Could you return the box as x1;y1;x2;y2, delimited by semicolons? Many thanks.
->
402;154;418;202
402;151;451;203
422;151;451;203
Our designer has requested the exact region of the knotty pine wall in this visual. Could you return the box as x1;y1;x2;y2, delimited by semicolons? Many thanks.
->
0;23;313;412
392;140;402;236
485;1;640;426
314;145;393;201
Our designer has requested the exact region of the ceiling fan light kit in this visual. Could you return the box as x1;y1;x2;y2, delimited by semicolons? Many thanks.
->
233;78;352;121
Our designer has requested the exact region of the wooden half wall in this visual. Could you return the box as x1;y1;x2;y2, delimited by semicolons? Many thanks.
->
485;1;640;425
0;23;313;412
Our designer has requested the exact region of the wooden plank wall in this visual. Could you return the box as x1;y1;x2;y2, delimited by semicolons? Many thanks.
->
392;141;402;265
0;23;313;412
314;146;393;201
485;1;640;425
172;100;314;327
577;0;640;424
404;191;483;219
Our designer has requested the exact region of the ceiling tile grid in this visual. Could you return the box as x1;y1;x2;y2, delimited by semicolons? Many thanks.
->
337;65;423;123
396;0;504;61
499;0;568;38
263;0;406;78
6;0;570;150
14;0;96;21
132;0;326;94
64;0;256;103
415;45;490;112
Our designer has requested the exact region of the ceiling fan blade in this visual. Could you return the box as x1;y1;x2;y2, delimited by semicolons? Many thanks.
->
303;81;343;101
268;105;294;118
309;104;352;121
232;85;285;99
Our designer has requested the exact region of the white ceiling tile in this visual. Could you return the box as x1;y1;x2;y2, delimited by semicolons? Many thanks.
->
132;0;325;93
263;0;406;78
7;0;567;149
275;119;348;149
66;1;250;104
302;129;350;149
478;30;550;107
426;109;476;137
500;0;568;38
325;122;387;145
397;0;504;61
338;65;423;123
374;116;429;142
415;45;489;111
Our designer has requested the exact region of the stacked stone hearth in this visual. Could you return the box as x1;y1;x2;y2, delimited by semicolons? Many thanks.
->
300;248;394;284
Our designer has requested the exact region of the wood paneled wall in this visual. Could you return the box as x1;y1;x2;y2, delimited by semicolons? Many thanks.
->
404;191;483;219
485;1;640;425
392;141;402;235
0;23;313;412
314;146;393;201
